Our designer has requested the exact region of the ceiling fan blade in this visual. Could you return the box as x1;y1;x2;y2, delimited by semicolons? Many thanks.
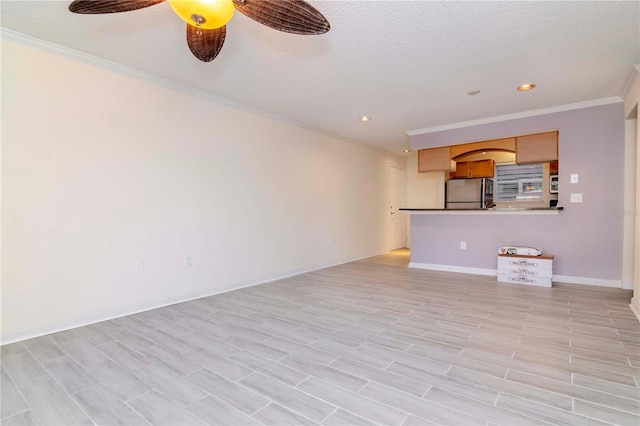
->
232;0;330;35
186;24;226;62
68;0;165;14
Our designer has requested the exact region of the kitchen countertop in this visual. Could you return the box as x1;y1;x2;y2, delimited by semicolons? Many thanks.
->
399;207;563;215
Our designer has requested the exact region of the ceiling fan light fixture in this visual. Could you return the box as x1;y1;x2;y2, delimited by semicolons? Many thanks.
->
68;0;330;63
168;0;235;29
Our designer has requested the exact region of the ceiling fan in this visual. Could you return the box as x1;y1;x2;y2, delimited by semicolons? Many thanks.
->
68;0;330;62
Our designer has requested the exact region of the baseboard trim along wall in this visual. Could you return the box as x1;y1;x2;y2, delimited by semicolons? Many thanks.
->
1;251;391;345
408;262;624;288
630;297;640;322
408;262;496;276
552;275;624;288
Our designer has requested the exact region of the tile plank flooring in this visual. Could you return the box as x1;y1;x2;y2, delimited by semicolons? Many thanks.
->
2;249;639;425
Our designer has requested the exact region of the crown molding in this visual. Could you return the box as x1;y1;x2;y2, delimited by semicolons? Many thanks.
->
0;29;264;115
0;28;400;156
621;65;640;99
406;96;623;137
0;28;312;132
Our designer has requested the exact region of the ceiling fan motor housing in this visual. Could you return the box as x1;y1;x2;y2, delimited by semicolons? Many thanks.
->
190;13;205;26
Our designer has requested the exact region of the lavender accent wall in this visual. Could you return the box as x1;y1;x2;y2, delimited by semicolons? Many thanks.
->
409;102;625;281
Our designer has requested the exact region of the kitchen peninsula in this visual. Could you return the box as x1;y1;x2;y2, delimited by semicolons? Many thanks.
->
404;101;625;289
405;127;569;280
402;207;569;282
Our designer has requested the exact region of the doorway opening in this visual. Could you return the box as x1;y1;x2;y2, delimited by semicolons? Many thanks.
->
389;166;408;250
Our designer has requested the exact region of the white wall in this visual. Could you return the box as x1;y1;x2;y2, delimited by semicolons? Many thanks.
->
623;118;637;290
404;151;444;247
1;40;405;343
623;66;640;320
405;151;444;209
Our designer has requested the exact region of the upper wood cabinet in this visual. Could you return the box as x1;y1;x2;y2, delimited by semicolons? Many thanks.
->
516;131;558;164
418;131;557;173
450;161;470;179
450;159;495;179
470;159;495;178
418;147;456;172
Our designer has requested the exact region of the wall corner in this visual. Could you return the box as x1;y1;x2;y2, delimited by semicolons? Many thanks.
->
630;296;640;322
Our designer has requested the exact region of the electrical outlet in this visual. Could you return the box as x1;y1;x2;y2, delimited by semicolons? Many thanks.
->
570;174;579;184
570;193;583;203
184;256;193;267
460;241;467;250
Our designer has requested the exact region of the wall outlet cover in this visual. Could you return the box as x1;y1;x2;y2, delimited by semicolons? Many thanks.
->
570;193;583;203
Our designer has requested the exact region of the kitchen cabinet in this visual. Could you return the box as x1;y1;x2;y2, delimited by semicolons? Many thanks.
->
450;159;495;179
418;147;456;172
470;159;495;178
450;161;470;178
516;131;558;164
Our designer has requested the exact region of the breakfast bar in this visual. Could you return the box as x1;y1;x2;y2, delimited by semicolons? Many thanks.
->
400;207;563;215
400;207;563;275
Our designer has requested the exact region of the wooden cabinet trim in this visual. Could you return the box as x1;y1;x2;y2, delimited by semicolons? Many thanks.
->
450;138;516;158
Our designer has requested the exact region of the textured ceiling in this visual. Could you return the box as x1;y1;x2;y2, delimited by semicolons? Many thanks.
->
2;1;639;152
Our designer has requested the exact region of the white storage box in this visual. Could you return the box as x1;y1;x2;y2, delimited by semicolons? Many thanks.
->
497;254;554;287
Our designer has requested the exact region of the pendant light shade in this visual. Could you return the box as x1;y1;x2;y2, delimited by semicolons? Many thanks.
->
168;0;235;29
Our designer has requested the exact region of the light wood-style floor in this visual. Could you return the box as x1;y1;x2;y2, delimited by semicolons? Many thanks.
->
1;249;639;425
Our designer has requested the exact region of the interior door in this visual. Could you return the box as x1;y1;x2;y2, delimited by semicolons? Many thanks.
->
389;166;407;249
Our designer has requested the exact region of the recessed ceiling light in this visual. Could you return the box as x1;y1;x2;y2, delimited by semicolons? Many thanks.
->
403;149;411;153
467;90;481;96
517;84;536;91
359;116;371;122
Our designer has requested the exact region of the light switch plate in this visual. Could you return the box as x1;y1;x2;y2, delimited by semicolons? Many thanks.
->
570;174;579;184
570;193;583;203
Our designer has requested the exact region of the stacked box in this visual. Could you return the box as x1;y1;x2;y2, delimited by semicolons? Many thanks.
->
497;254;554;287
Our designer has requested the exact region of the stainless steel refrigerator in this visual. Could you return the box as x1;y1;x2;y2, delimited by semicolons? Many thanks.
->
446;178;494;209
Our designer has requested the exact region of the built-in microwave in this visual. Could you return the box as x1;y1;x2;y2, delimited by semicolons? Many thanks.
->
550;175;558;194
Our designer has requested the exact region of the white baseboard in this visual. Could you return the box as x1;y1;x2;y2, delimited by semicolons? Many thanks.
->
0;283;256;346
408;262;497;276
408;262;623;288
621;280;635;290
1;251;388;345
552;275;623;288
630;297;640;322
